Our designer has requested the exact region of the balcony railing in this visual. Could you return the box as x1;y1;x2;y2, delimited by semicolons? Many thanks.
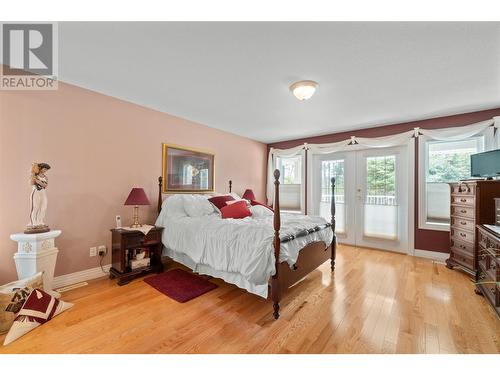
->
321;192;397;205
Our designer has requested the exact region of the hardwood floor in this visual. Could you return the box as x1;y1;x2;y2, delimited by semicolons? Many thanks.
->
1;244;499;354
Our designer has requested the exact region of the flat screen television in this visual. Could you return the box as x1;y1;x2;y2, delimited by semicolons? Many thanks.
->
470;149;500;178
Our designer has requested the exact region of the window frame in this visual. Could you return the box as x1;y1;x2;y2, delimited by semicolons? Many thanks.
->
418;134;485;231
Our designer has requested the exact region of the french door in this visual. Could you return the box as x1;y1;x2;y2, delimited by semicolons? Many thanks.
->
310;145;409;253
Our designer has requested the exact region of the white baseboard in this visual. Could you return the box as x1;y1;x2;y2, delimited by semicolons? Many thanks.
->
413;249;449;263
52;264;111;289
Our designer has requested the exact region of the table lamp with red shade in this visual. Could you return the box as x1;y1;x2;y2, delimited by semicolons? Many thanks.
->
124;188;150;228
242;189;256;201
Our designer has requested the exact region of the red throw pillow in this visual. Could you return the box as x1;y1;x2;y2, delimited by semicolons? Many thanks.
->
220;200;251;219
208;195;235;210
250;200;274;212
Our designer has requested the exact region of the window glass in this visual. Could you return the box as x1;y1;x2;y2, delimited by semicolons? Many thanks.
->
276;156;301;184
424;137;484;225
364;155;398;239
427;138;484;183
275;155;302;211
366;155;396;205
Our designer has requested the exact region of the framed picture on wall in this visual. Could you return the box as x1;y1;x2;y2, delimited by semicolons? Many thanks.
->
161;143;215;193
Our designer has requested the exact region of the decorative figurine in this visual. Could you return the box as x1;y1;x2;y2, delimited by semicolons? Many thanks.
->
25;162;51;234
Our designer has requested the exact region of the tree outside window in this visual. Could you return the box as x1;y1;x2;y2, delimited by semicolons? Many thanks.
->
276;156;301;184
427;139;482;183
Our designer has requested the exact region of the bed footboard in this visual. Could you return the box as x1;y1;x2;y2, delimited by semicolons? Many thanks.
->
274;241;332;296
271;170;336;320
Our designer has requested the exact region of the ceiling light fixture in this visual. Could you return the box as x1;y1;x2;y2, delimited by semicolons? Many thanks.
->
289;80;319;101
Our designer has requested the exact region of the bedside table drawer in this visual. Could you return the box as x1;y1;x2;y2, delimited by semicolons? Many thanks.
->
124;230;161;248
144;230;161;244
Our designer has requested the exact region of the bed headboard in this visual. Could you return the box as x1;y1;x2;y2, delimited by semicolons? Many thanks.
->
157;176;234;215
157;175;336;230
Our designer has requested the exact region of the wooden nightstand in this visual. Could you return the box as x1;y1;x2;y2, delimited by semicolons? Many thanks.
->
109;226;164;285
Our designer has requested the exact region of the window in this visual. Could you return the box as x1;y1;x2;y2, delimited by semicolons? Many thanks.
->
275;155;303;212
419;136;484;230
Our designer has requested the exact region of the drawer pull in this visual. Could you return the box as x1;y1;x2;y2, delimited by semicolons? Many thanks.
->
460;221;467;225
458;183;471;193
460;209;467;214
460;233;466;238
459;244;466;250
460;199;467;203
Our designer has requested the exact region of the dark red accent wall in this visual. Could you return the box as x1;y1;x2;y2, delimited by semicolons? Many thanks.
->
268;108;500;253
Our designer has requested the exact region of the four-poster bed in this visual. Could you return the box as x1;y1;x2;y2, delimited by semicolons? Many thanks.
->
156;170;336;319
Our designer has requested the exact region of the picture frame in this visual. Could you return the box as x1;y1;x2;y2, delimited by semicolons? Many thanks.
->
161;143;215;193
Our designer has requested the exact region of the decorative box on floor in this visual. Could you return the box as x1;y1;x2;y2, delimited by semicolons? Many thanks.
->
10;230;61;293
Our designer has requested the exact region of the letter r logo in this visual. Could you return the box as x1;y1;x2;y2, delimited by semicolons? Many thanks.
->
2;23;53;76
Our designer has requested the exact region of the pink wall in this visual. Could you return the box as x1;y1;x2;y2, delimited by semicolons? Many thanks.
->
0;82;267;284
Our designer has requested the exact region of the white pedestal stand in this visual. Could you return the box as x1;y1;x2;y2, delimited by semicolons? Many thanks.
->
10;230;61;296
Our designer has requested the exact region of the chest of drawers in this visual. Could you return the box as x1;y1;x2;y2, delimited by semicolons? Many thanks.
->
446;180;500;275
476;225;500;317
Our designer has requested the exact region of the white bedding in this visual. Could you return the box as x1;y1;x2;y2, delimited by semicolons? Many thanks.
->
155;195;334;298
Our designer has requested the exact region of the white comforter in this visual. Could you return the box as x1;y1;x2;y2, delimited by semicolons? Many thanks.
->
155;211;333;286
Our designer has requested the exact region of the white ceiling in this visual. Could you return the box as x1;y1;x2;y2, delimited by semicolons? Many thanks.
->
55;22;500;143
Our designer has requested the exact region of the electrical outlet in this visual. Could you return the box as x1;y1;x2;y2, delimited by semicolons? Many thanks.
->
89;247;97;257
98;245;107;256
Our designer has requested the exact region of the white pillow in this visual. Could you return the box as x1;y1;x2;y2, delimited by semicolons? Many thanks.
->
226;199;250;207
229;192;241;200
162;195;187;218
250;205;273;218
184;195;215;217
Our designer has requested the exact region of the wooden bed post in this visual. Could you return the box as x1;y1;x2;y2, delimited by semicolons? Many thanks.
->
271;169;281;320
229;180;232;193
330;177;336;271
158;176;163;215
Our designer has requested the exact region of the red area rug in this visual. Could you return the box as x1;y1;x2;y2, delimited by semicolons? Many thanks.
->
144;268;217;303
